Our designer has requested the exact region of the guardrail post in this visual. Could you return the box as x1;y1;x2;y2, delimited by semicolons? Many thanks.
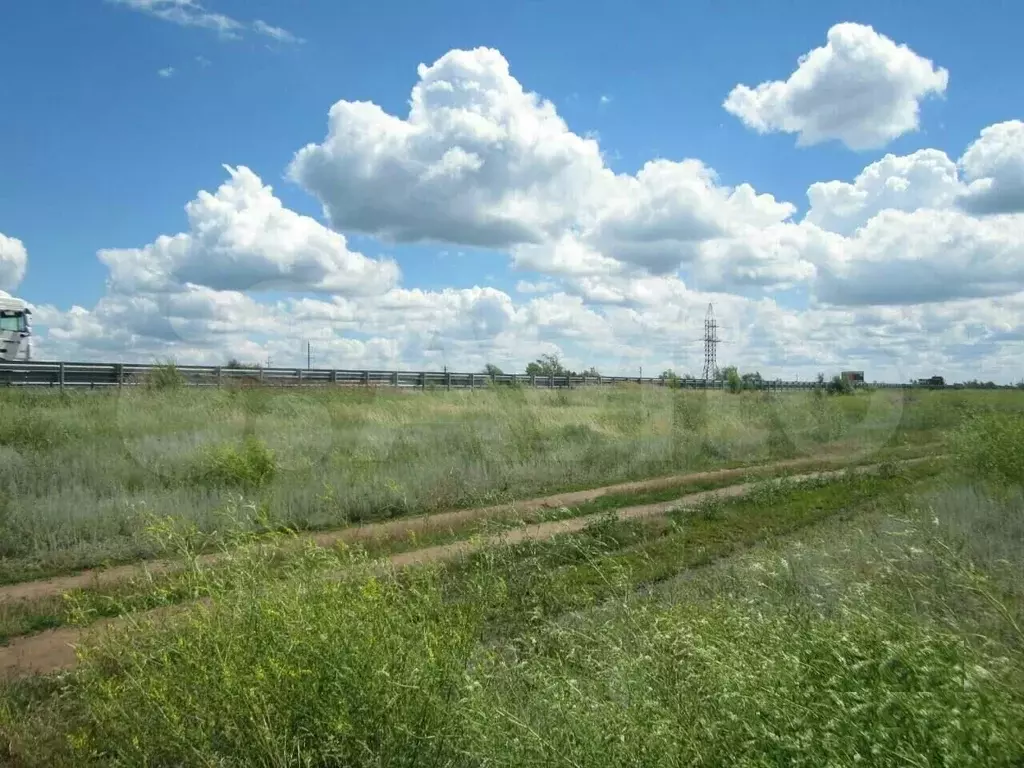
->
117;364;124;390
446;371;451;391
391;371;398;387
58;362;65;393
469;373;475;391
420;372;426;390
549;374;554;389
216;367;223;388
297;369;303;386
331;369;338;385
259;367;264;384
363;370;370;388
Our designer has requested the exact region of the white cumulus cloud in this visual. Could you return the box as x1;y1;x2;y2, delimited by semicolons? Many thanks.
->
0;233;28;292
957;120;1024;215
806;149;963;235
724;23;948;150
289;47;795;280
812;208;1024;306
98;165;399;296
289;47;609;249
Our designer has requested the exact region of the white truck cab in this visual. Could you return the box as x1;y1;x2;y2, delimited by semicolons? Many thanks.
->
0;294;32;362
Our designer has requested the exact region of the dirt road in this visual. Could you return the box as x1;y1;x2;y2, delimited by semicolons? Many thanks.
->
0;447;932;607
0;456;937;681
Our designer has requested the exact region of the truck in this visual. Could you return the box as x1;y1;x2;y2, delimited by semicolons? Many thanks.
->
0;294;32;362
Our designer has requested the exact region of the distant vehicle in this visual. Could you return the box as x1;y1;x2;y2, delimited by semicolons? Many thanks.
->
840;370;865;384
0;294;32;362
917;375;945;388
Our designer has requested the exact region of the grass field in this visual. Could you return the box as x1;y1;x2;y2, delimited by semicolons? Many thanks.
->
0;383;988;581
0;384;1022;765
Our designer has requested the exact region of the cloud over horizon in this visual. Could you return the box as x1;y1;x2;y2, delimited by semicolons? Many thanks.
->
14;35;1024;383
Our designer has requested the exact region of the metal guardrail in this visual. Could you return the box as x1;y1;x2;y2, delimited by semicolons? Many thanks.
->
0;361;922;392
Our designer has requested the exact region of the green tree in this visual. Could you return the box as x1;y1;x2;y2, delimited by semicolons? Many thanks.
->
741;371;763;390
721;365;742;394
660;369;681;387
826;374;854;396
482;363;504;377
525;353;567;377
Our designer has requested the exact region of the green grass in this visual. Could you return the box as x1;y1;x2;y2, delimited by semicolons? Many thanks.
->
0;385;1002;580
3;451;1023;766
0;393;1022;766
0;450;930;645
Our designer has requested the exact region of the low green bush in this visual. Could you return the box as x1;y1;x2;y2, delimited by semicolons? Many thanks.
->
952;409;1024;487
189;435;277;489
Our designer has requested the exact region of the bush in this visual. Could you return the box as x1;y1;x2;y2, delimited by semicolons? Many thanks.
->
952;409;1024;488
0;411;74;452
826;374;854;396
144;361;186;391
189;435;277;489
724;366;743;394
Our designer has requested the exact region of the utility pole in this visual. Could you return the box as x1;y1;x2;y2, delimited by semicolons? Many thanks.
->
307;341;312;370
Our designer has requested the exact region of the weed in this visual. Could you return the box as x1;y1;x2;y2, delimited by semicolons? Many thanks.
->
189;435;277;489
952;408;1024;488
143;360;186;391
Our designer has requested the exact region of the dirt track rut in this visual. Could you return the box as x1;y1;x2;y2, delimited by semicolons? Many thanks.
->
0;456;938;681
0;448;930;607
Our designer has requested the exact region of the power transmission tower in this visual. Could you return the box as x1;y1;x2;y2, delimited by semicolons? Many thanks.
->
701;302;720;382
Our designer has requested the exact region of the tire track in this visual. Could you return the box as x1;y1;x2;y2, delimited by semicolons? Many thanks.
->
0;446;935;606
0;456;940;681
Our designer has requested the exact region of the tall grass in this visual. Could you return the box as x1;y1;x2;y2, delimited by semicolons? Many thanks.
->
2;407;1024;764
0;385;991;579
4;469;1023;766
952;407;1024;488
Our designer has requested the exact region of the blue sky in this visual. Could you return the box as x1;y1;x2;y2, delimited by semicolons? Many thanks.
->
1;1;1023;380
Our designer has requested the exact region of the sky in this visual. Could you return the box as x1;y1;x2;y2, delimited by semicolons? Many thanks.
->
1;0;1023;382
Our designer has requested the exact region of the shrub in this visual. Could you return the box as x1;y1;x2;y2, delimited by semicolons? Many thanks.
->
0;411;73;452
952;409;1024;488
189;435;277;489
826;374;855;396
144;361;186;391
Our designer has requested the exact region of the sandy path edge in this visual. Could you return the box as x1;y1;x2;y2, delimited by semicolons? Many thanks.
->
0;456;940;681
0;445;937;607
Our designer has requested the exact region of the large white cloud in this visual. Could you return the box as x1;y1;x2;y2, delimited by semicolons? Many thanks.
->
957;120;1024;215
805;149;962;235
724;23;948;150
0;233;28;292
289;47;609;249
798;125;1024;306
289;47;795;279
813;208;1024;306
99;165;399;296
